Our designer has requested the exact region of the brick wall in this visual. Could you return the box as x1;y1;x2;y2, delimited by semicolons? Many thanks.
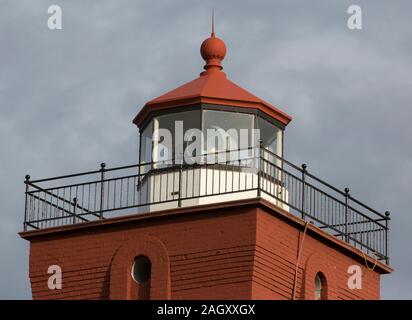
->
22;199;389;300
253;206;382;300
27;204;256;300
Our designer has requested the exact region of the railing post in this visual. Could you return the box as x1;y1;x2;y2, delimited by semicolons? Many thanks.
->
301;164;307;220
344;187;350;242
257;140;262;197
72;197;77;224
177;157;183;207
385;211;390;265
24;175;30;231
99;162;106;219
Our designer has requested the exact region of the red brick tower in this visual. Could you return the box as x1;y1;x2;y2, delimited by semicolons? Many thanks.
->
20;22;392;300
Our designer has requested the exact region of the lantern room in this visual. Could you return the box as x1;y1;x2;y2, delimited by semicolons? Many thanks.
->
133;26;292;212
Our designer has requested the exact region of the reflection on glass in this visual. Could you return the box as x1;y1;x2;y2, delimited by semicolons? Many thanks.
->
153;110;200;166
258;117;282;156
257;117;283;179
142;109;283;169
203;110;255;165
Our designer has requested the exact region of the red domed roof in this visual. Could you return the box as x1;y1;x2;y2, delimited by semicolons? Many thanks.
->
133;19;292;127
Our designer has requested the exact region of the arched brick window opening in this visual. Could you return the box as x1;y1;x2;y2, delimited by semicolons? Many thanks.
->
110;234;170;300
314;272;327;300
131;255;151;300
303;254;337;300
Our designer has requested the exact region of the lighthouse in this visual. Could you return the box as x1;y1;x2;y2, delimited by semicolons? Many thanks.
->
20;20;392;300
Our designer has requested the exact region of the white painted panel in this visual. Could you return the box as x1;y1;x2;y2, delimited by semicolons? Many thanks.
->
137;166;289;213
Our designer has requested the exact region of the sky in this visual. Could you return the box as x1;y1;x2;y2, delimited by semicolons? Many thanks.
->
0;0;411;299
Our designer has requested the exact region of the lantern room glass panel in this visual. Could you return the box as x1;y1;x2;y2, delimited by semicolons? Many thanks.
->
257;116;282;157
152;110;200;167
140;121;153;164
202;110;255;163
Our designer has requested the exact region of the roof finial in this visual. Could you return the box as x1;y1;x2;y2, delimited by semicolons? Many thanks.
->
200;10;227;76
211;8;215;37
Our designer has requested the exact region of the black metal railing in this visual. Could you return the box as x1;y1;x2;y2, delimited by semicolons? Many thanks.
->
23;146;390;264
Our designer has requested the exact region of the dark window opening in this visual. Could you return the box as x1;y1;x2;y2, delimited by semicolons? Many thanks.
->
132;255;152;300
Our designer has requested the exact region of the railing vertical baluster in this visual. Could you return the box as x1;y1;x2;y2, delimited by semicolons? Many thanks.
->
237;156;240;192
146;170;149;205
75;186;79;219
385;211;390;264
99;162;106;219
344;188;350;242
301;164;307;220
87;184;91;212
193;165;196;197
107;180;111;209
200;159;203;196
120;179;123;207
212;152;215;194
36;190;40;226
137;159;141;206
152;168;156;203
48;190;52;227
178;157;183;207
72;197;77;224
126;177;130;207
24;175;30;231
113;179;116;209
94;183;97;212
61;188;65;224
56;188;60;222
166;166;169;201
225;157;228;193
218;154;221;194
186;161;189;198
133;176;136;206
81;185;84;215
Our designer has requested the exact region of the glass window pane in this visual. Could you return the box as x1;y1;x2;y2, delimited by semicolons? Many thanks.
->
140;122;153;164
203;110;254;153
257;117;282;156
153;110;200;165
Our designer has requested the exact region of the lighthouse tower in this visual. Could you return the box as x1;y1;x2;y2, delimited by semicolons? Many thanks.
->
20;20;392;300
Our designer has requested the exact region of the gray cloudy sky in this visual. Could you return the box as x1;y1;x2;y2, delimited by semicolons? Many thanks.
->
1;0;411;299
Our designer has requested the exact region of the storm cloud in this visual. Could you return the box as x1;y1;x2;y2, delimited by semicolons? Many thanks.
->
0;0;411;299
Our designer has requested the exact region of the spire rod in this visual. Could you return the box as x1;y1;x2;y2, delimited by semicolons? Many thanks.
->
211;8;215;37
